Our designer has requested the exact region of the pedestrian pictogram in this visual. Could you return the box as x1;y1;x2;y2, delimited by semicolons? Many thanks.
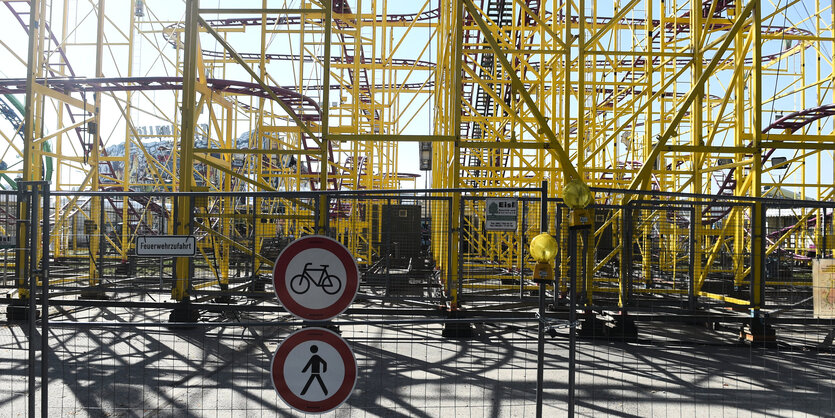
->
271;327;357;414
273;235;359;321
300;345;328;395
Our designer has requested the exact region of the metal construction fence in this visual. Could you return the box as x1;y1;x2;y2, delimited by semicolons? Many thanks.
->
0;185;833;416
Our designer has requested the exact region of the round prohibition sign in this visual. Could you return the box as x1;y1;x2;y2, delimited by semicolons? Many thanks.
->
273;235;359;321
271;327;358;414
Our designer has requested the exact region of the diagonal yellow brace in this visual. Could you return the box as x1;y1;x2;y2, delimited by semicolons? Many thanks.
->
585;0;641;49
463;0;580;181
627;0;757;193
194;154;315;211
512;0;565;49
197;15;321;147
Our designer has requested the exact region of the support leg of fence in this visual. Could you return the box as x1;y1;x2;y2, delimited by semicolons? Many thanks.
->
442;195;472;338
40;183;49;418
80;196;108;300
168;300;200;325
27;183;38;418
441;307;473;339
568;226;577;418
7;185;36;321
535;281;546;418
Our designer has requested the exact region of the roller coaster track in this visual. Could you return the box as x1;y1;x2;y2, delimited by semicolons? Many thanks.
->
0;77;323;120
456;0;812;189
162;1;441;188
0;76;337;191
3;0;121;180
703;103;835;225
161;2;441;119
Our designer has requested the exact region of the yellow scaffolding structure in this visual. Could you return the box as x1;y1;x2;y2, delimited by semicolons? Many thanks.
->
0;1;832;310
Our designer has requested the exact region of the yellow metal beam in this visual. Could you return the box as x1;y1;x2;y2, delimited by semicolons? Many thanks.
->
462;0;581;182
627;0;757;192
197;15;321;147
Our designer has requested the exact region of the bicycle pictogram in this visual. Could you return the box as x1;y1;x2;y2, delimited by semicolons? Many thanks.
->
290;263;343;295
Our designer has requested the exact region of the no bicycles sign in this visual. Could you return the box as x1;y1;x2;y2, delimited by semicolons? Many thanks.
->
273;235;360;321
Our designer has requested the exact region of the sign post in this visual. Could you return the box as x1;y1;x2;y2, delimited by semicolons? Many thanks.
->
271;235;360;413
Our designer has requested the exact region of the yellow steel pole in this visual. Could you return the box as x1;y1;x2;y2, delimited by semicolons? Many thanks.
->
172;0;199;301
690;0;704;297
87;0;106;292
578;0;585;180
16;0;41;300
319;1;333;232
220;104;232;286
560;0;572;292
121;0;138;264
254;1;267;272
751;1;763;311
449;0;463;308
733;0;746;288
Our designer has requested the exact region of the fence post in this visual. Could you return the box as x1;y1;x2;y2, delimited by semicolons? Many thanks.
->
251;195;256;279
98;196;104;285
567;223;578;418
40;182;49;417
26;184;36;418
520;199;527;299
535;180;548;417
621;203;630;307
189;195;196;288
554;204;561;303
457;196;464;304
688;206;696;310
385;198;392;296
447;197;454;305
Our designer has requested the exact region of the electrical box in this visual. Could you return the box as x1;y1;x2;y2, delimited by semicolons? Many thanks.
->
419;142;432;171
381;204;422;261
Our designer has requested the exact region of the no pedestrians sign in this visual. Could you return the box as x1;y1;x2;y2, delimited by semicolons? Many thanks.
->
271;327;358;414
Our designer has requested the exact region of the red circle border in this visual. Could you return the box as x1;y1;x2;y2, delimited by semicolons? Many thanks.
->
271;328;358;414
272;235;359;321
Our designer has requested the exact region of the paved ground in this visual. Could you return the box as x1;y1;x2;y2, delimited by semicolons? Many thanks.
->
0;304;833;417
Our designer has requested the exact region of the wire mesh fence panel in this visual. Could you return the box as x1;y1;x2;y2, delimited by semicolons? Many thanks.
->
48;193;176;301
0;191;17;290
31;316;573;417
457;193;546;309
692;202;756;312
0;322;30;416
584;204;623;308
574;321;835;417
762;202;824;316
624;203;695;311
2;188;835;417
331;194;449;306
2;310;826;417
